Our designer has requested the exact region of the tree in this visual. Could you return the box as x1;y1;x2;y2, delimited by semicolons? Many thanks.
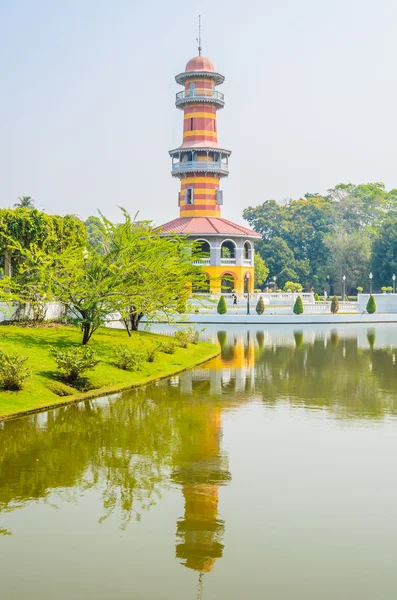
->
293;296;303;315
331;296;339;314
0;210;203;343
366;295;376;314
371;216;397;287
85;216;106;251
255;296;265;315
254;253;269;289
217;295;227;315
13;196;35;209
324;228;371;292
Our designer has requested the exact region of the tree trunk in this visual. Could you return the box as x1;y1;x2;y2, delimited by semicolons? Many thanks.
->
128;311;143;332
82;323;91;345
4;250;12;277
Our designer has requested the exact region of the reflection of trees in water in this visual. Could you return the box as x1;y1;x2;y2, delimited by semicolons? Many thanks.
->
254;335;397;418
0;383;233;575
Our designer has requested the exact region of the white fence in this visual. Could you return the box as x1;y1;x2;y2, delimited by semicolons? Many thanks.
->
0;302;65;323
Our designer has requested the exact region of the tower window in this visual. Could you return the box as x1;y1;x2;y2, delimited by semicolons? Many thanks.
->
185;187;194;205
216;189;223;205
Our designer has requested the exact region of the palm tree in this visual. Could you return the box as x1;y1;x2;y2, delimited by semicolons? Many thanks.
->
14;196;35;209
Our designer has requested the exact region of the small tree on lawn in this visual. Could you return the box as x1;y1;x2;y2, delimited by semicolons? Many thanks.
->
256;296;265;315
366;294;376;314
217;295;227;314
293;295;303;315
331;295;339;314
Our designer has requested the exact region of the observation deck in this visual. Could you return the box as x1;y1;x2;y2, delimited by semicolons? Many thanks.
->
175;89;225;110
171;159;229;177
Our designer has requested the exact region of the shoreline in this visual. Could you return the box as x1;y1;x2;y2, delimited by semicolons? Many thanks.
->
0;348;219;423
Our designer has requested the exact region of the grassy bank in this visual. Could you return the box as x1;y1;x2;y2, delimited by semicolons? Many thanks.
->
0;325;219;420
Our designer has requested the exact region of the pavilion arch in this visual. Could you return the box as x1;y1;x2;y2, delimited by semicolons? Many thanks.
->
192;272;211;294
195;238;211;257
221;239;236;259
221;271;237;293
243;240;253;260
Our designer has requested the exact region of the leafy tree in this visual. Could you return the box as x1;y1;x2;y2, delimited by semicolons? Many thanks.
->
0;211;203;343
324;228;371;292
293;296;303;315
13;196;35;209
255;296;265;315
217;295;227;315
254;253;269;289
366;295;376;314
85;216;106;251
331;296;339;314
371;216;397;287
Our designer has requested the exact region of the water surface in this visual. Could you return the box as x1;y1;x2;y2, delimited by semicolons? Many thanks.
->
1;324;397;599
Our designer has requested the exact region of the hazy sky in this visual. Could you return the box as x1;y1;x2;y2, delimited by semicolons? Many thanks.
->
1;0;396;226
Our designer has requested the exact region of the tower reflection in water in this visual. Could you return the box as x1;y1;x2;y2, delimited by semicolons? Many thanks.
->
169;332;255;576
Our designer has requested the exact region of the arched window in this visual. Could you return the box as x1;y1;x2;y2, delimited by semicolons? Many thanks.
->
221;240;236;259
189;82;195;97
221;273;235;292
243;241;252;260
196;239;211;258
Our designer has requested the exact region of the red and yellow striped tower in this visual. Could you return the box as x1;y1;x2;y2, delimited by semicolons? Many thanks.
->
160;49;260;294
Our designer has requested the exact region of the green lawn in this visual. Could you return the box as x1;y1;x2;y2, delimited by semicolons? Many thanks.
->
0;325;219;420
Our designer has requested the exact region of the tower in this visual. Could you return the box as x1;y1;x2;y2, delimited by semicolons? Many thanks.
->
159;46;260;294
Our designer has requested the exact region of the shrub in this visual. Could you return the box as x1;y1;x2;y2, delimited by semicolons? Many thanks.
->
314;293;320;302
256;296;265;315
158;340;176;354
366;294;376;314
217;295;227;314
174;330;190;349
356;286;363;293
52;346;100;383
387;286;393;293
146;342;160;363
284;281;303;293
174;327;201;348
381;286;387;293
0;351;31;390
113;345;145;371
293;295;304;315
331;296;339;314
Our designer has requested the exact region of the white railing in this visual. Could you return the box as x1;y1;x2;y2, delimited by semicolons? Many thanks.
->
221;258;236;265
172;160;228;174
176;89;225;103
192;258;211;265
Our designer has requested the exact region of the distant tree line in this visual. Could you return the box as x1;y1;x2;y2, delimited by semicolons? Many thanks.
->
243;182;397;293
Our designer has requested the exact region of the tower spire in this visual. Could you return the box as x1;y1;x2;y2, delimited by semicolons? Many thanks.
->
197;15;202;56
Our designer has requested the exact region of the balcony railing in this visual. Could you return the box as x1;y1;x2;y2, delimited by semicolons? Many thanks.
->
175;89;225;107
192;258;211;266
172;160;229;175
221;258;236;265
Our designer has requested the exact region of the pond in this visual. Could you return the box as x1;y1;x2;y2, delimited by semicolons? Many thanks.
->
1;324;397;599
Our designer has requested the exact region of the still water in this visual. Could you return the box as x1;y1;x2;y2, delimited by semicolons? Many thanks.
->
1;324;397;599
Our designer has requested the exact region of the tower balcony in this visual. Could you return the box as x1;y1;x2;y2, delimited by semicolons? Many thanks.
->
171;160;229;177
175;89;225;110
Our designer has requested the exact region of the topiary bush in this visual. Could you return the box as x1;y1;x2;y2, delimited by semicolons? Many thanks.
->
331;296;339;314
0;351;31;390
217;295;227;315
113;345;145;371
366;294;376;314
52;346;100;383
314;293;320;302
356;286;363;294
293;295;304;315
256;296;265;315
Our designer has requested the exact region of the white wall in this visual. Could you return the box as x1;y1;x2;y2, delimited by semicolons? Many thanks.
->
0;302;65;323
357;294;397;313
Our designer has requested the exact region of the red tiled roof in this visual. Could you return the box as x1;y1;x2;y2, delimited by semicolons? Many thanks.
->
157;217;261;238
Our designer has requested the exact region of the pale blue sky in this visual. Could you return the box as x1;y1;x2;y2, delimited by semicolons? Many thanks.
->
1;0;396;225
